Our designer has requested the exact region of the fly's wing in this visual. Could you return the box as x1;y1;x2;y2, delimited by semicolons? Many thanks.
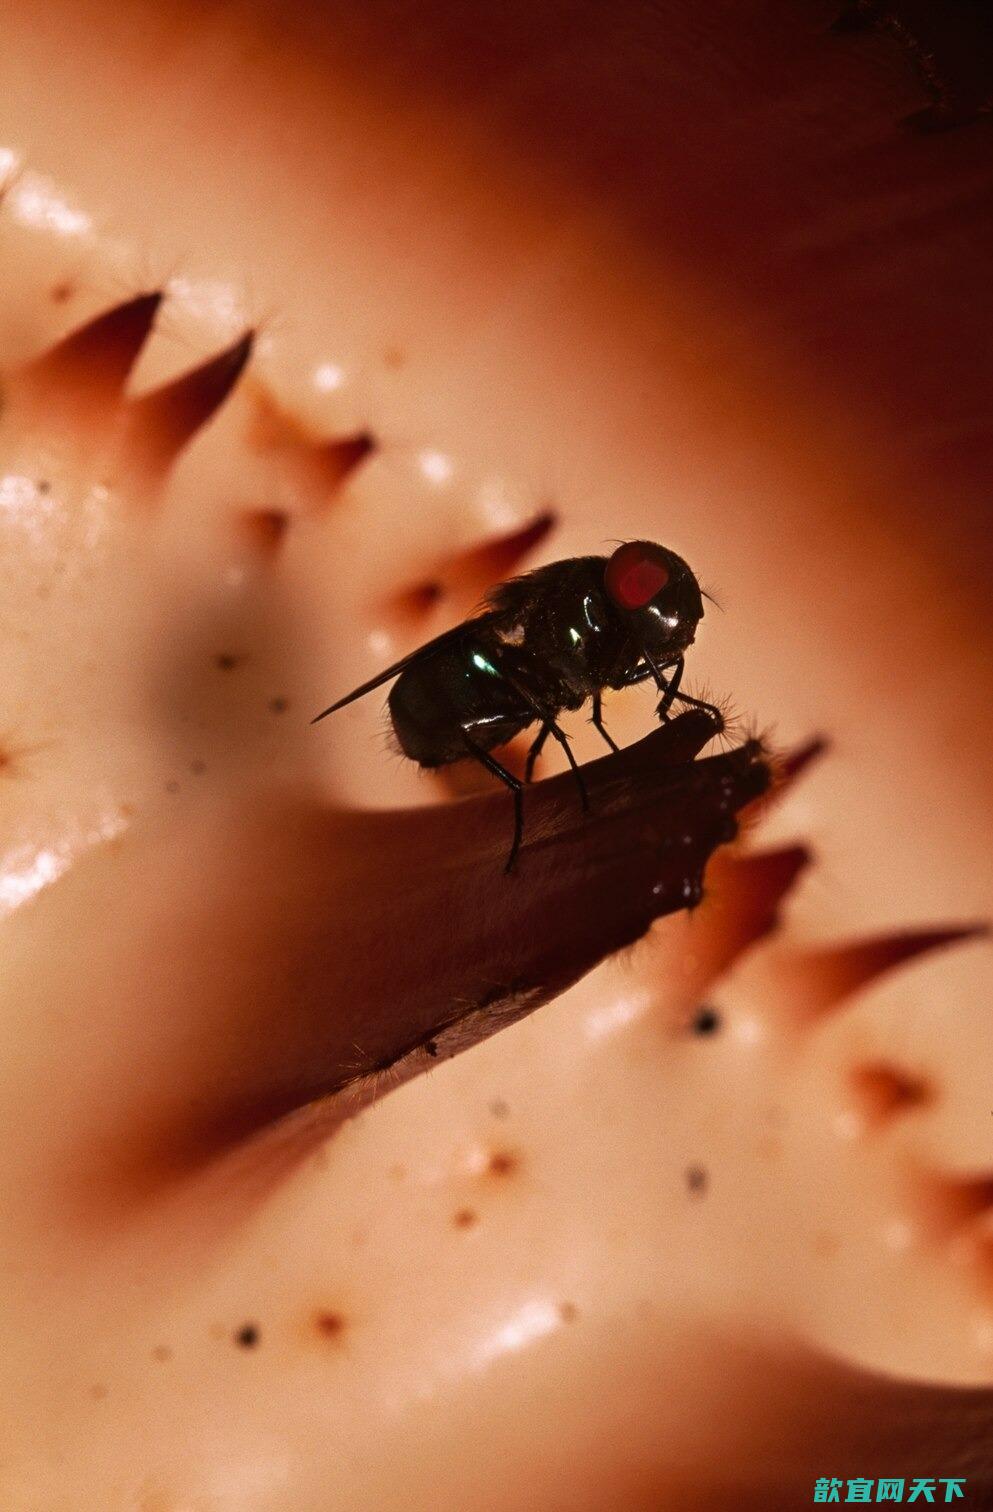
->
310;611;503;723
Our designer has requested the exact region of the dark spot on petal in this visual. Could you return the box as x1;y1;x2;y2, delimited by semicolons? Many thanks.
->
849;1063;934;1129
238;507;289;555
401;581;444;615
488;1149;519;1178
234;1323;260;1348
691;1005;721;1036
315;1311;346;1340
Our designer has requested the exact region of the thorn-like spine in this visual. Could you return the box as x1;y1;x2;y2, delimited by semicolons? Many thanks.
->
234;507;290;559
122;329;254;475
249;387;376;502
781;923;988;1016
14;292;162;411
387;510;556;621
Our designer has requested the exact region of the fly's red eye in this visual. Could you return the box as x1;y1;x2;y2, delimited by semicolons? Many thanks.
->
604;543;671;609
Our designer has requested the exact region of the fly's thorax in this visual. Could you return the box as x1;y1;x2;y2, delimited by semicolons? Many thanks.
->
504;574;620;706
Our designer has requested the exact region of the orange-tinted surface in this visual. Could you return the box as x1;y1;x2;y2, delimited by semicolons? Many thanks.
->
0;3;991;1508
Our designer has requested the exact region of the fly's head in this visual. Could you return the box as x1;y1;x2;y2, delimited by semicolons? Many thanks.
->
603;540;705;661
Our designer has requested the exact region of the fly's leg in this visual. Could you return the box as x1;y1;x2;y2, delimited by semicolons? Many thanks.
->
546;721;589;813
591;690;620;753
462;731;524;874
618;662;656;688
672;688;723;721
637;651;722;726
497;670;589;817
655;656;683;722
524;722;551;783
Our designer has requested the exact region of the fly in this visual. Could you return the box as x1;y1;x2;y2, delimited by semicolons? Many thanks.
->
313;540;721;872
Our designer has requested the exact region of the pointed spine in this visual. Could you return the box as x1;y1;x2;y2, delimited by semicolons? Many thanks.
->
123;330;254;473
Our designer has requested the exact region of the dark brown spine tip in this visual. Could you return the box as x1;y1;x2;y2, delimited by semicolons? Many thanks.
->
235;508;290;558
125;330;255;470
390;580;445;621
776;735;829;785
677;842;810;993
783;923;988;1017
452;511;557;591
711;843;811;910
314;430;376;491
385;512;556;623
913;1171;993;1242
18;291;163;406
847;1062;934;1131
741;735;828;824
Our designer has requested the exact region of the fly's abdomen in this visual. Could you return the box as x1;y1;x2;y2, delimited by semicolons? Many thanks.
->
388;639;533;767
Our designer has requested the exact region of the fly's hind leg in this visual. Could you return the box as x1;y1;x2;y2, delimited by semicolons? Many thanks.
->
590;691;620;754
545;721;589;814
495;669;589;818
462;731;524;874
524;722;551;783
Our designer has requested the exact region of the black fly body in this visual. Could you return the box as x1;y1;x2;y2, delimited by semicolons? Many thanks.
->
313;541;722;871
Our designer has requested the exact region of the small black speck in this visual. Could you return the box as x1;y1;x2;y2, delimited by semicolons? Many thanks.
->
234;1323;259;1348
691;1005;721;1036
165;780;180;794
686;1164;708;1195
269;696;289;714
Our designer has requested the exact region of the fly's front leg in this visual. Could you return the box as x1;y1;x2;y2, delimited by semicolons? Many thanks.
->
655;656;683;722
636;651;722;726
462;730;524;873
671;688;724;722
